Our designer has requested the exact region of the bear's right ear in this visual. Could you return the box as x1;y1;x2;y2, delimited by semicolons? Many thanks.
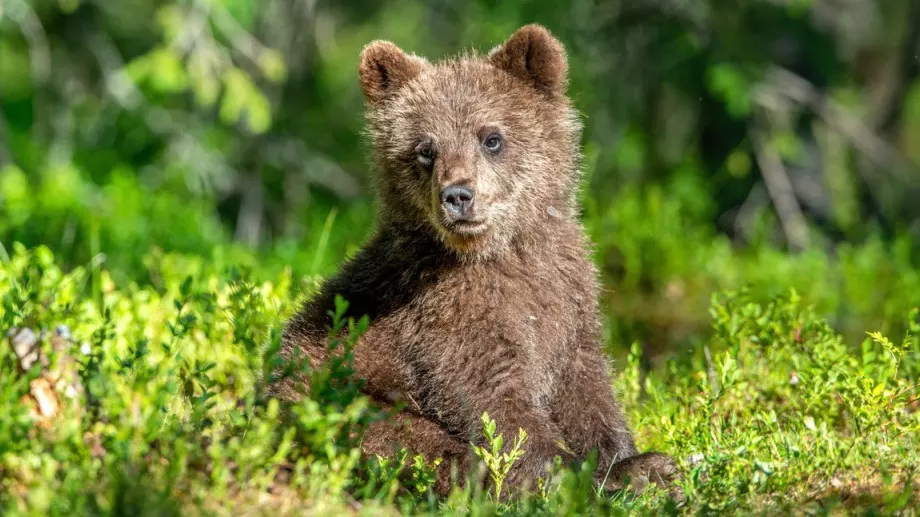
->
358;41;427;105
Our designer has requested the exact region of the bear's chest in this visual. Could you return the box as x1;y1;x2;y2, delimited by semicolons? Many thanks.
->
391;257;584;383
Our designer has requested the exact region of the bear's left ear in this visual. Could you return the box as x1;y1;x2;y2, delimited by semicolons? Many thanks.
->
489;24;568;96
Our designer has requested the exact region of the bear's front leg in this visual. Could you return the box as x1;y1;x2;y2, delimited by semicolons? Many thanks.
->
360;398;475;497
267;324;480;497
550;347;638;468
427;339;574;498
550;345;683;499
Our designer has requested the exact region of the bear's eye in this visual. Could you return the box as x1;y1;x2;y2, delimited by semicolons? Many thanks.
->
483;133;503;154
416;145;436;169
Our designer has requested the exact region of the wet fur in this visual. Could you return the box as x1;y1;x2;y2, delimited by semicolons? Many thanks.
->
268;24;680;499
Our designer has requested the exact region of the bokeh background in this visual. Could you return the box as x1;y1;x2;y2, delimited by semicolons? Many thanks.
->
2;0;919;362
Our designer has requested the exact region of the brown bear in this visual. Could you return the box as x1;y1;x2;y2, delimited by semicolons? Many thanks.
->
269;24;680;499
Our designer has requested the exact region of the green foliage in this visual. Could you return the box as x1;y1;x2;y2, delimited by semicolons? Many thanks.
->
2;0;920;514
614;289;920;514
470;412;529;502
2;243;918;515
706;64;755;119
0;244;372;515
585;174;920;356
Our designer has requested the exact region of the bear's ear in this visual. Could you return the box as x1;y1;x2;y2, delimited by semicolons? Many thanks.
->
489;24;568;96
358;40;427;105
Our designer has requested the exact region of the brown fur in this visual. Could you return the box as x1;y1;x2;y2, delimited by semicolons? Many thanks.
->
269;24;680;499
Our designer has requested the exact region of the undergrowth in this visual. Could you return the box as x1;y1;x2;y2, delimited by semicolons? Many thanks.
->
1;243;918;516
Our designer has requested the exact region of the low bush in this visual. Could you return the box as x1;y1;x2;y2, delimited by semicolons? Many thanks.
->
2;243;917;515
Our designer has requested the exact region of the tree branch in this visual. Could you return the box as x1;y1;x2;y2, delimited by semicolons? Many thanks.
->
756;66;914;182
750;127;810;252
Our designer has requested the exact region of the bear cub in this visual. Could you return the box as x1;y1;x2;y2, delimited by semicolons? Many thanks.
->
270;24;680;499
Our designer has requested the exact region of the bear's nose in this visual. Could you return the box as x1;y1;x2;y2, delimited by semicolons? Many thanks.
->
440;185;475;218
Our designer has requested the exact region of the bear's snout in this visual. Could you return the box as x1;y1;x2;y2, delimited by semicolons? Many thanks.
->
439;185;475;220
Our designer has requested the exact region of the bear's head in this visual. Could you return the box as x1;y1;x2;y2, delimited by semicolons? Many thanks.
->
358;24;582;259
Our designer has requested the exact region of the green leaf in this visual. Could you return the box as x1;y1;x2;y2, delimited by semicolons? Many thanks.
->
258;49;287;84
804;416;817;431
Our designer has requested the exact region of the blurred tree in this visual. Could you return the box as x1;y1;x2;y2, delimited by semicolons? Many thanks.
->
3;0;918;249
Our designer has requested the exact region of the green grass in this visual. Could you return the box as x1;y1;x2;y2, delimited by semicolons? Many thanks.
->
2;241;918;516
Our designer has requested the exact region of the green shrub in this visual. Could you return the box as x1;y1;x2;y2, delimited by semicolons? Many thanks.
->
1;244;917;515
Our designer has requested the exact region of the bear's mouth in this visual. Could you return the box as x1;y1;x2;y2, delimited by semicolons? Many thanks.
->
443;218;488;236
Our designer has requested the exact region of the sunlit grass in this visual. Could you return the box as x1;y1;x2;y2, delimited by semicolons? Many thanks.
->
1;243;917;516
